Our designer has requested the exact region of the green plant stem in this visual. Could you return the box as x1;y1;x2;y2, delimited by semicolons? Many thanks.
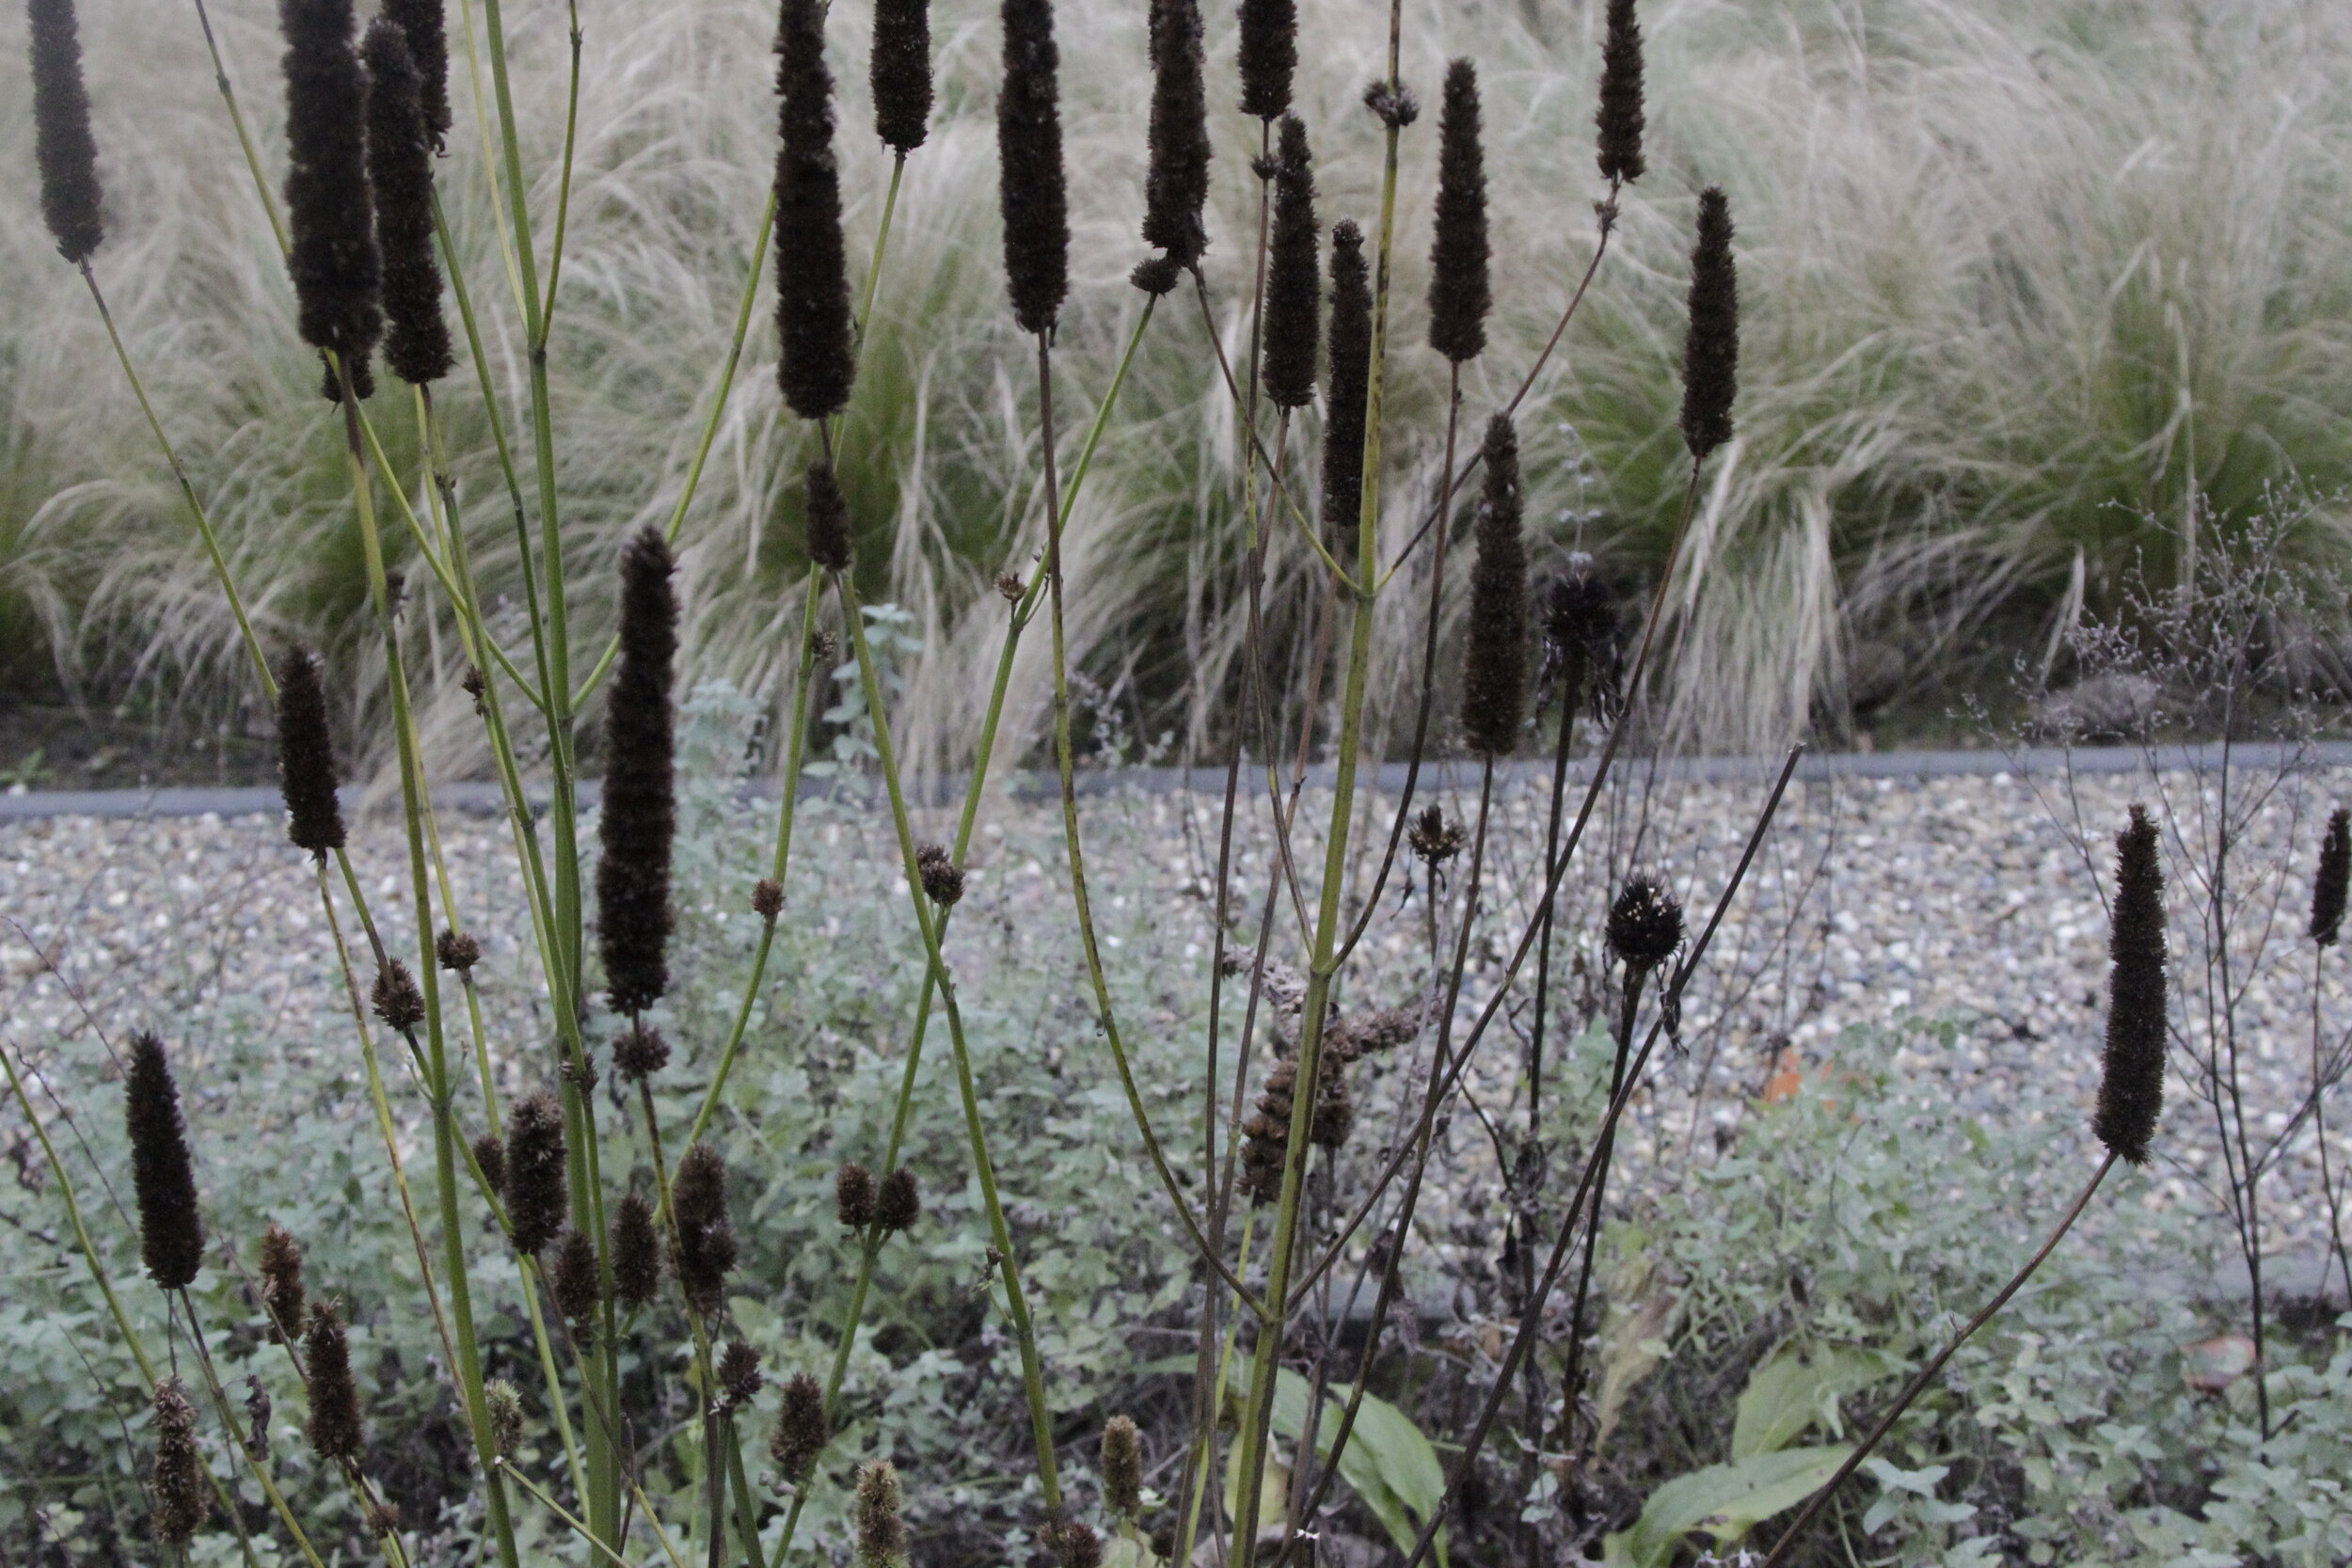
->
1176;1206;1259;1568
185;0;289;252
856;154;906;345
167;1292;334;1568
499;1459;642;1566
542;0;585;335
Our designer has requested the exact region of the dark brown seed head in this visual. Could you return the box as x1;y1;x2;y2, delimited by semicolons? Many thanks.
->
672;1142;739;1318
1129;254;1184;296
1057;1519;1104;1568
998;0;1069;335
753;877;786;922
275;644;345;854
243;1375;272;1460
1101;1413;1143;1518
805;458;852;572
380;0;449;148
1238;1056;1298;1205
360;20;452;386
260;1222;308;1338
471;1132;506;1199
1320;219;1373;536
1426;59;1490;365
548;1226;600;1339
597;528;679;1015
1606;875;1683;971
871;0;932;153
372;958;426;1032
2311;806;2349;947
1679;186;1740;462
1459;412;1527;756
1261;116;1319;411
1310;1064;1354;1148
27;0;103;263
1363;79;1418;129
1595;0;1645;186
774;0;855;420
280;0;382;361
835;1162;879;1228
151;1377;208;1544
1327;1004;1422;1062
612;1191;661;1311
436;928;481;974
1408;804;1465;867
485;1379;524;1458
875;1166;921;1233
717;1339;765;1411
125;1032;205;1291
503;1091;567;1256
770;1371;828;1482
1235;0;1294;119
1140;0;1210;270
2095;806;2168;1165
855;1461;909;1568
916;844;964;907
995;570;1026;603
612;1022;672;1082
304;1299;364;1464
318;346;375;403
1543;554;1622;721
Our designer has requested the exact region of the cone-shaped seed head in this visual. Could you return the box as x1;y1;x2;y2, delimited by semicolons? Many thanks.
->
998;0;1068;334
280;0;382;362
360;20;452;385
372;958;425;1032
1679;186;1739;461
805;458;852;571
1320;219;1372;536
1235;0;1294;119
875;1166;921;1232
774;0;855;420
1595;0;1645;185
718;1339;764;1408
612;1190;661;1310
1141;0;1210;269
835;1162;879;1227
261;1222;308;1338
27;0;103;262
2095;806;2168;1165
872;0;932;152
503;1091;567;1255
1459;413;1528;755
1543;555;1618;689
672;1142;739;1318
485;1379;524;1458
855;1461;909;1568
1408;803;1465;866
275;645;345;853
1426;59;1489;364
771;1370;828;1481
471;1131;505;1198
379;0;449;148
597;528;678;1014
1261;116;1319;410
437;927;481;973
916;844;963;906
2311;806;2349;947
125;1032;205;1291
1102;1413;1143;1517
612;1022;671;1081
548;1226;600;1336
1607;874;1683;970
1058;1520;1104;1568
151;1377;208;1544
304;1299;364;1463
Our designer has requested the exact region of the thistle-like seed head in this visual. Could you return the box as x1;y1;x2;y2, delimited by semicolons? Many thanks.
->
274;644;345;854
2311;806;2348;947
28;0;104;264
1595;0;1645;186
1320;219;1373;537
596;527;679;1016
875;1167;921;1233
1459;412;1528;756
672;1143;739;1319
774;0;855;420
994;570;1026;603
613;1190;662;1310
835;1162;879;1228
612;1022;672;1082
998;0;1069;335
372;958;426;1032
1426;60;1490;365
770;1371;828;1482
916;844;964;907
485;1378;524;1459
279;0;383;362
1261;116;1319;411
1408;804;1465;867
717;1339;765;1411
548;1226;600;1340
471;1132;506;1199
753;878;786;922
871;0;932;153
854;1461;909;1568
503;1092;567;1256
1057;1519;1104;1568
1128;254;1184;296
1140;0;1210;270
805;459;853;572
1678;187;1740;461
1235;0;1294;119
304;1299;364;1464
436;927;482;974
1606;875;1683;971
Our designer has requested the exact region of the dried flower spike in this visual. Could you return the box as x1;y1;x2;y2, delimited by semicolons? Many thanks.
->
612;1022;671;1081
717;1340;764;1410
503;1091;567;1256
275;645;345;854
771;1371;828;1482
151;1377;208;1544
916;844;964;907
1130;254;1184;296
1459;412;1527;756
1140;0;1210;271
471;1132;506;1199
1595;0;1645;186
2094;806;2168;1165
436;928;482;974
995;570;1026;603
775;0;855;420
548;1226;600;1339
2311;806;2349;947
27;0;103;263
260;1222;308;1338
379;0;448;147
372;958;426;1032
1408;804;1466;867
125;1032;205;1291
855;1460;909;1568
485;1378;524;1458
835;1162;879;1228
1544;554;1621;721
612;1190;662;1311
1058;1519;1104;1568
597;527;678;1015
1239;1056;1298;1204
1320;219;1373;535
1679;186;1740;461
672;1142;739;1318
1426;59;1490;365
753;877;786;922
280;0;382;366
1235;0;1294;119
243;1375;272;1461
1260;117;1319;411
872;0;931;153
1102;1413;1143;1518
998;0;1068;335
805;458;852;572
876;1166;921;1232
361;20;452;386
305;1299;364;1464
1606;875;1683;971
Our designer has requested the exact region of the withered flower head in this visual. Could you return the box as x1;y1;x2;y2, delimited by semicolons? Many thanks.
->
360;19;452;386
612;1022;671;1082
916;844;964;907
485;1378;524;1459
471;1132;506;1199
244;1375;272;1461
1543;554;1622;721
1678;186;1739;462
2311;806;2349;947
753;877;786;922
275;644;345;854
1606;874;1682;971
770;1371;828;1482
835;1162;879;1228
1057;1519;1104;1568
1235;0;1294;119
672;1142;739;1318
994;570;1026;603
1140;0;1210;270
612;1190;662;1310
1310;1064;1353;1148
1595;0;1645;186
597;527;679;1016
372;958;426;1032
1260;116;1320;411
279;0;382;363
871;0;932;153
151;1377;208;1544
503;1091;567;1256
805;458;852;572
2095;805;2168;1165
1426;59;1489;365
1459;412;1527;756
774;0;855;420
1407;804;1465;867
125;1032;205;1291
260;1222;308;1338
1320;219;1373;535
436;927;482;974
379;0;449;147
1362;79;1418;129
854;1460;909;1568
1101;1413;1143;1518
875;1166;921;1232
1129;254;1184;296
717;1339;764;1411
997;0;1069;335
548;1226;600;1339
1238;1056;1297;1205
304;1299;364;1464
27;0;104;263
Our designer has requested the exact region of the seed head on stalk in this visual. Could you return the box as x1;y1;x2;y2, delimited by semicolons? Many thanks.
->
998;0;1068;335
1459;413;1527;755
717;1340;765;1411
1260;116;1319;411
1235;0;1294;119
854;1460;908;1568
260;1223;308;1338
771;1371;827;1482
1140;0;1210;271
26;0;104;264
304;1299;364;1464
871;0;932;153
1102;1414;1143;1518
2310;806;2348;947
1320;219;1372;537
596;529;678;1014
1679;186;1740;461
1606;875;1683;972
548;1226;601;1341
2094;806;2168;1165
379;0;449;148
1595;0;1645;187
613;1191;661;1310
275;645;345;854
672;1143;739;1318
1543;555;1622;721
502;1091;567;1256
835;1163;879;1228
1426;59;1490;365
125;1033;205;1291
279;0;382;374
471;1132;505;1198
372;958;425;1032
360;20;452;386
805;458;852;571
876;1166;922;1232
151;1378;208;1544
774;0;855;420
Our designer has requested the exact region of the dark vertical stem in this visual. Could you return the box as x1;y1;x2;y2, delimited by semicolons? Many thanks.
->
1552;962;1646;1450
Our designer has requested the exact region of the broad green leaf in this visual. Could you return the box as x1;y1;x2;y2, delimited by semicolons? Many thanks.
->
1606;1445;1854;1568
1732;1345;1900;1460
1227;1361;1450;1567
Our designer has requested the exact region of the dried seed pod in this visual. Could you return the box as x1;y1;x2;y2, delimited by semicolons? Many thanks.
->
372;958;426;1032
1260;116;1319;411
612;1191;661;1311
1543;554;1623;721
1678;186;1740;461
27;0;103;264
1458;412;1527;756
1235;0;1294;119
1239;1057;1298;1205
1606;875;1683;972
243;1375;273;1460
2311;806;2348;947
1408;804;1465;867
805;458;852;572
997;0;1068;335
916;844;964;907
612;1022;671;1082
753;878;786;922
1057;1519;1104;1568
855;1461;909;1568
671;1143;739;1318
503;1092;567;1256
380;0;449;148
1595;0;1645;186
360;19;452;385
1101;1413;1143;1518
304;1299;364;1464
871;0;931;153
125;1033;205;1291
1140;0;1209;270
875;1167;921;1233
471;1132;506;1199
717;1339;764;1411
151;1377;208;1544
770;1371;827;1482
1310;1063;1354;1148
279;0;382;364
548;1226;600;1339
1320;219;1372;535
1425;60;1489;365
835;1163;879;1228
774;0;855;420
485;1378;524;1459
2094;806;2168;1165
260;1222;308;1338
1129;253;1184;296
596;528;679;1015
436;927;482;974
1327;1004;1422;1063
275;645;345;854
994;570;1025;603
